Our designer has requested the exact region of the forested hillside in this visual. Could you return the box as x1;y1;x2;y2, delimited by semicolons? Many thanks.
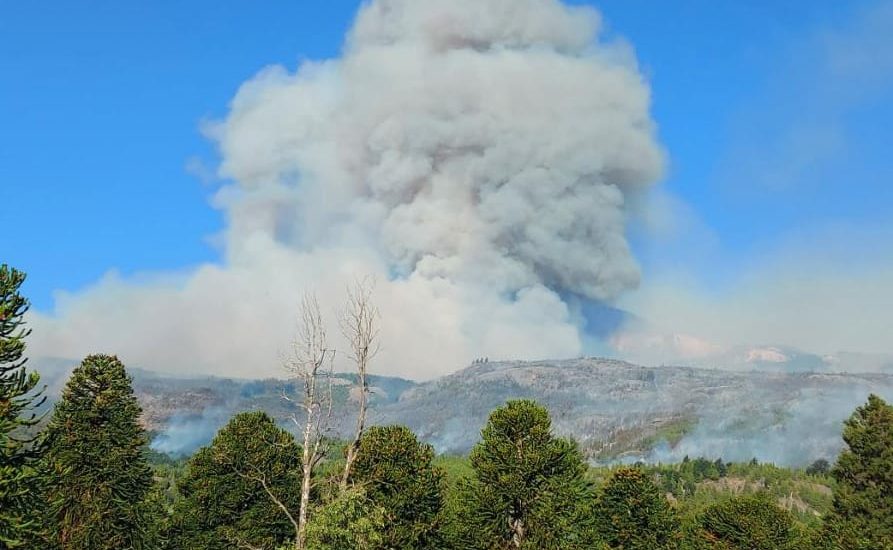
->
5;266;893;549
29;356;893;464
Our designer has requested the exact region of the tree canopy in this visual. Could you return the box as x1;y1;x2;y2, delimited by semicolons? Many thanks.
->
0;265;45;547
690;493;800;550
451;399;598;549
168;410;303;550
593;466;681;549
820;394;893;549
40;354;154;549
351;424;445;548
304;488;387;550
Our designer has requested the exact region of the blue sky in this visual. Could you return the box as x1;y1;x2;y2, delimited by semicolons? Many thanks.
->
3;0;892;366
1;1;357;307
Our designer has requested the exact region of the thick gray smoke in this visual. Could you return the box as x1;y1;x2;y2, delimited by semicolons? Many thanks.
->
214;0;662;301
30;0;663;379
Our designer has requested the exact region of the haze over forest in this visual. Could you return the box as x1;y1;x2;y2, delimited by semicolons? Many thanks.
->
4;1;893;549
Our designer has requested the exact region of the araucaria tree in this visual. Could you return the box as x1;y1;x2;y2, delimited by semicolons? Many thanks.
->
0;265;46;547
689;493;798;550
819;394;893;549
168;411;303;550
41;354;153;549
593;467;681;549
350;425;445;548
453;399;598;549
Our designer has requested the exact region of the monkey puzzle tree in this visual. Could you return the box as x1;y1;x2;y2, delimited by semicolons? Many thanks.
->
452;399;598;549
350;425;445;548
818;394;893;549
41;354;153;549
593;466;681;549
0;265;46;547
168;411;303;550
688;493;800;550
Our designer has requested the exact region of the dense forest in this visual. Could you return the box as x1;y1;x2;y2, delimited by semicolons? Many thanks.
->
3;264;893;549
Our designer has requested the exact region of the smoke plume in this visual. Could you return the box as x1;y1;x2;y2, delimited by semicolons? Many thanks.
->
30;0;663;379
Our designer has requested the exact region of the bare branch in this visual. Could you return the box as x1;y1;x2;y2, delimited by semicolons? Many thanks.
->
339;277;380;489
284;292;336;550
237;468;300;534
210;438;299;550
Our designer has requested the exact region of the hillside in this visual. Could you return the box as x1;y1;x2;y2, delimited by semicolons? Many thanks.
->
32;357;893;464
372;359;893;465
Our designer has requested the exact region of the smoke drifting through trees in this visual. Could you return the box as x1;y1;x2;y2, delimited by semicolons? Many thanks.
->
29;0;663;379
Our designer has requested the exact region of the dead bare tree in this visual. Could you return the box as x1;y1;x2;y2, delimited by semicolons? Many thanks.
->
282;293;335;550
338;278;380;489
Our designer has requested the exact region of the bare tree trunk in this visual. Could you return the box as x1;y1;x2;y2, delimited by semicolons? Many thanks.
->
260;284;376;548
339;279;379;490
341;379;368;489
283;293;334;550
296;458;312;548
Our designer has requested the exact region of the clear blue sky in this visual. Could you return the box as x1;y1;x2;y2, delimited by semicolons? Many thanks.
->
3;0;891;310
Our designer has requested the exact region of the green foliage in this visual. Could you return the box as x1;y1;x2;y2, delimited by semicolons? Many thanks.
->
806;458;831;476
688;493;802;549
351;425;446;549
434;454;474;482
167;411;302;550
0;265;45;547
41;354;154;549
595;457;835;529
304;488;388;550
820;394;893;549
593;466;681;549
450;399;598;549
140;484;173;549
5;345;882;550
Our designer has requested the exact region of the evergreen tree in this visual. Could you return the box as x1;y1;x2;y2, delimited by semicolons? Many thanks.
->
689;493;800;550
41;354;153;549
593;467;681;549
819;394;893;549
806;458;831;476
350;425;445;548
304;488;387;550
0;265;45;548
451;399;598;549
167;411;302;550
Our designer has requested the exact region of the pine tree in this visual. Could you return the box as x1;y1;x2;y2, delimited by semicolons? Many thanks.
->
350;425;445;548
0;265;46;548
819;394;893;549
41;354;153;549
168;411;303;550
451;399;598;549
593;467;681;549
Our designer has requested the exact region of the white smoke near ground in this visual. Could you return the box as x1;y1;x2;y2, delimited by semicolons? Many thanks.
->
29;0;664;380
613;0;893;369
615;223;893;368
149;407;231;456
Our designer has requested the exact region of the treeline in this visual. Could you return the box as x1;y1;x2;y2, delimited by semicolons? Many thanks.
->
3;265;893;549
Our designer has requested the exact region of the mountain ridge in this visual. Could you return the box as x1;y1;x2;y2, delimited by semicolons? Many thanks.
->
30;356;893;466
